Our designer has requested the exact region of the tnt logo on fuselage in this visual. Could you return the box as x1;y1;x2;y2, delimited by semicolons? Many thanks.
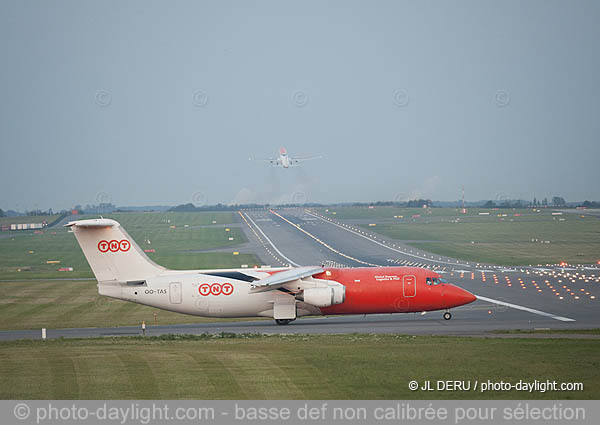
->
98;239;130;253
199;283;234;296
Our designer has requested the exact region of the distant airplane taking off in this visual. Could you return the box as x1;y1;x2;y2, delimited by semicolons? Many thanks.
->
250;147;321;168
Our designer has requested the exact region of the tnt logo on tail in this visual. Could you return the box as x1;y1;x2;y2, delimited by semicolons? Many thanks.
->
98;239;130;253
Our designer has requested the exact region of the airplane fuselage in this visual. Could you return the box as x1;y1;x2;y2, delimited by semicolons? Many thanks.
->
99;266;475;318
67;218;476;324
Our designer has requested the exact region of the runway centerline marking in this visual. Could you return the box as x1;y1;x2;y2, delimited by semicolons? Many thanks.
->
304;210;471;267
475;295;576;322
242;212;301;267
270;210;380;267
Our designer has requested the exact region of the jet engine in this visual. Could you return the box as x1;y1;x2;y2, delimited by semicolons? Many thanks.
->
299;285;345;307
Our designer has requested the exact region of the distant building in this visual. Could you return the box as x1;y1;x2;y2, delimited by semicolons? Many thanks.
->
9;223;44;231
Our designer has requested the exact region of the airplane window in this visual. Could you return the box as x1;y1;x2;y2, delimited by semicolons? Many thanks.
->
431;278;448;285
438;278;448;284
426;277;432;285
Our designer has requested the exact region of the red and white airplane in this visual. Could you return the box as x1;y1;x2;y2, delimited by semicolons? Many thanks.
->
251;147;321;168
67;218;476;324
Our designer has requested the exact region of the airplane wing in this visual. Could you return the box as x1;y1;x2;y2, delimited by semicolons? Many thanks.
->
249;156;279;165
290;155;322;164
249;266;324;293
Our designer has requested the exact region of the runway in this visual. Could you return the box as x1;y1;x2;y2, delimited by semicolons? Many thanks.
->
239;208;600;326
1;208;598;340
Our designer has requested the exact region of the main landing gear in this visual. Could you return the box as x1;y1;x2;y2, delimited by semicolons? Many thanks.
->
275;319;296;325
443;311;452;321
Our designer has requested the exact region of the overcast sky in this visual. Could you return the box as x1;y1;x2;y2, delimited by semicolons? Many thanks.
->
1;0;599;211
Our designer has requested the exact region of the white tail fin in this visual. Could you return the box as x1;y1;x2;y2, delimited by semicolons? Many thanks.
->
65;218;166;282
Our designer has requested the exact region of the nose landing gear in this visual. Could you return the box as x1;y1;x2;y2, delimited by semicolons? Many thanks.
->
443;311;452;321
275;319;296;325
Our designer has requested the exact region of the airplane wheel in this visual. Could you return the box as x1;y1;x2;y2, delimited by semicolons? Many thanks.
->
443;312;452;321
275;319;295;325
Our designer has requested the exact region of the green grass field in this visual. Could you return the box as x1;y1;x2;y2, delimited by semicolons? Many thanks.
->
0;275;260;331
0;212;258;280
0;211;264;330
1;209;598;401
0;334;597;399
334;208;600;265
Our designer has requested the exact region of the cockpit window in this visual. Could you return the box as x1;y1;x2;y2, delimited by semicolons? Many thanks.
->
427;277;448;285
426;277;432;285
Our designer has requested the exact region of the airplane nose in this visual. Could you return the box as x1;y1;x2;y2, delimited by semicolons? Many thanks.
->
445;285;477;307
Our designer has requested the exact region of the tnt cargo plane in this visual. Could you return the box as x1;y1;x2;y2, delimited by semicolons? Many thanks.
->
66;218;476;324
251;147;321;168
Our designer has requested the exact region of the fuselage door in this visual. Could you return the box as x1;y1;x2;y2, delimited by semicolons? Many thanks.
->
403;275;416;297
169;282;182;304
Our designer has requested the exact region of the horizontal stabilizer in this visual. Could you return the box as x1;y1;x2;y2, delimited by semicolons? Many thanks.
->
64;219;118;228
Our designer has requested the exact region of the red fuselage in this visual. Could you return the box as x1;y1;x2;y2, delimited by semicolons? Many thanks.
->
315;267;476;315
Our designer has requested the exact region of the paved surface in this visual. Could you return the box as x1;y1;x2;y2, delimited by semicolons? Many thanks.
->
557;208;600;218
1;208;598;340
2;311;599;341
238;208;600;326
